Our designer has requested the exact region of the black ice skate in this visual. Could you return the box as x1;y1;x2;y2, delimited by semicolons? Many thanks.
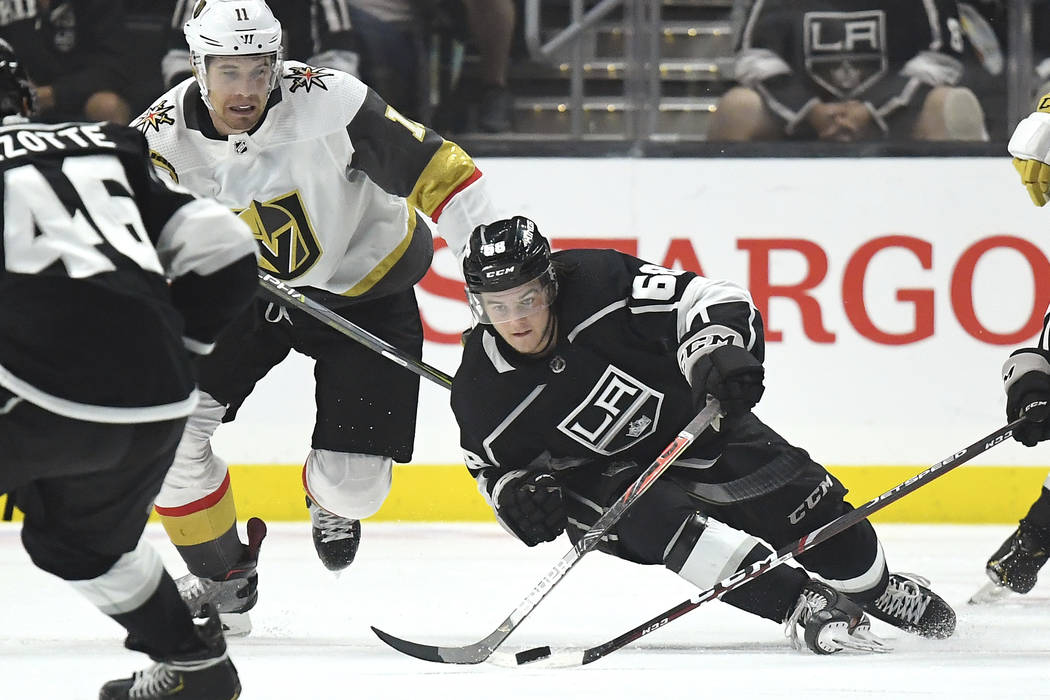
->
784;580;889;654
864;573;956;638
307;496;361;572
972;519;1050;603
99;606;240;700
177;517;265;637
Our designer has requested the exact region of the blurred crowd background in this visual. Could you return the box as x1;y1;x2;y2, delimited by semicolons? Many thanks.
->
13;0;1047;149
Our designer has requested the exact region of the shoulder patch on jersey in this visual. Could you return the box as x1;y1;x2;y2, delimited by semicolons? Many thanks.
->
133;100;177;134
283;65;334;94
149;149;179;184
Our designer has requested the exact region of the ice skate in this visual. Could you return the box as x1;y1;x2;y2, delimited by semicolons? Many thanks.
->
970;519;1049;603
177;517;265;637
784;580;889;654
864;573;955;638
307;496;361;572
99;606;240;700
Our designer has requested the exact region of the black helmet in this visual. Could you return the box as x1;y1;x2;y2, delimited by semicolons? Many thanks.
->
0;40;33;119
463;216;558;324
464;216;553;292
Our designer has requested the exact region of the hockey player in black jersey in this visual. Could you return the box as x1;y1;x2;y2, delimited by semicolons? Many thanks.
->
0;39;259;699
708;0;987;142
452;216;958;654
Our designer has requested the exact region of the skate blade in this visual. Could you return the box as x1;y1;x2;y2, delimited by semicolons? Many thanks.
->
819;623;892;654
219;611;253;638
968;580;1015;605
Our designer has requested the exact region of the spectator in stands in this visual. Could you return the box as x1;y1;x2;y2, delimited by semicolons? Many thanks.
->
461;0;515;132
709;0;987;142
347;0;426;120
0;0;132;124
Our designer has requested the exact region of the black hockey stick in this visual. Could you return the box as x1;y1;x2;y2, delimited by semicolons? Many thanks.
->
370;397;725;664
514;416;1024;667
257;272;453;389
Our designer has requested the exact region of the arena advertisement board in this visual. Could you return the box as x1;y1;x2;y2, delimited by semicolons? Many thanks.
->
214;157;1050;472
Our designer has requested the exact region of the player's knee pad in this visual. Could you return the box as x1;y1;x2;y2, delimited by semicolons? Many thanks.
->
663;512;810;622
663;512;761;589
66;538;164;615
303;450;392;519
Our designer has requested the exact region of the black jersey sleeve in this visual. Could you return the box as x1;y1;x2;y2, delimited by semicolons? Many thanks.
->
617;253;765;383
450;330;550;504
345;87;483;221
866;0;967;125
735;0;815;126
114;124;259;355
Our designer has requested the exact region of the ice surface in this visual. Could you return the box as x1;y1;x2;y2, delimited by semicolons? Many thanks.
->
2;523;1047;699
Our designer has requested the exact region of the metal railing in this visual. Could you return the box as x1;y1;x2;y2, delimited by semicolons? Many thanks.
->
518;0;1038;150
523;0;664;146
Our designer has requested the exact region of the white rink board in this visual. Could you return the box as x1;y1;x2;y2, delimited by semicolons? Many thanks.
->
213;157;1050;468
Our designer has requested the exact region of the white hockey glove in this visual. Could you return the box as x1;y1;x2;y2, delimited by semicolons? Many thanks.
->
1008;96;1050;206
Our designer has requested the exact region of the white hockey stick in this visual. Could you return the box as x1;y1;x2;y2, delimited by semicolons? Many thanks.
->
513;417;1024;666
370;397;725;664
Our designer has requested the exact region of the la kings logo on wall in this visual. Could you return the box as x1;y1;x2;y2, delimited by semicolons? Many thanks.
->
803;10;887;99
558;365;663;455
234;190;322;279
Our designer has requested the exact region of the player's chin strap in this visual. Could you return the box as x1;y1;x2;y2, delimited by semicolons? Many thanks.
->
256;273;453;389
512;416;1024;667
370;397;725;664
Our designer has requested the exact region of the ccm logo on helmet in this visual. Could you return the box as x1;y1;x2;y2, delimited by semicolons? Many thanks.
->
485;266;515;279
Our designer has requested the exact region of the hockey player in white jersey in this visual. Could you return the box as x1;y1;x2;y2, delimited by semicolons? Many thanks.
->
132;0;500;631
968;99;1050;603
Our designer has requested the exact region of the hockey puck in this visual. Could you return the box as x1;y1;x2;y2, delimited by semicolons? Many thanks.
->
515;646;551;665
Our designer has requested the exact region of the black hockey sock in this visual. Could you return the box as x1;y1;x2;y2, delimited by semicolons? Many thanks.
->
111;571;200;658
719;545;811;623
1025;487;1050;534
175;526;246;579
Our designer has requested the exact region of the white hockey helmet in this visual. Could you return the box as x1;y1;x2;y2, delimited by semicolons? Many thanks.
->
184;0;283;107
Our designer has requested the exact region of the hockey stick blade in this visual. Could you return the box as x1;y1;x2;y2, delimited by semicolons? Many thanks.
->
371;398;724;664
370;626;505;664
516;417;1023;667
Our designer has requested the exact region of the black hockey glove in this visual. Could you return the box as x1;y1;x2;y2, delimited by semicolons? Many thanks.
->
689;345;765;417
1006;369;1050;447
493;471;567;547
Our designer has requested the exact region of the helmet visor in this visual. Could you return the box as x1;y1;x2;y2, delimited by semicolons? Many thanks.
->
467;271;556;325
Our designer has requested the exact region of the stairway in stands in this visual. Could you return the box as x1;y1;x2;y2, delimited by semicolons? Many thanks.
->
507;0;740;140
